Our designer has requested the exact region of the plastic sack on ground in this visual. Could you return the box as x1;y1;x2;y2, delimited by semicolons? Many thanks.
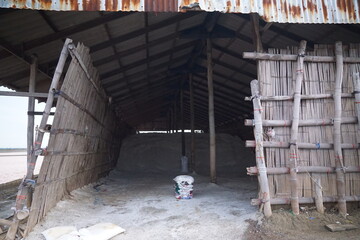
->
173;175;194;199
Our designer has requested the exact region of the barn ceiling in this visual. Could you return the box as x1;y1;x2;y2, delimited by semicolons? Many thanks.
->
0;9;360;130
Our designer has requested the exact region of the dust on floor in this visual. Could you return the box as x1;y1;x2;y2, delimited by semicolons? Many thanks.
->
25;171;260;240
244;208;360;240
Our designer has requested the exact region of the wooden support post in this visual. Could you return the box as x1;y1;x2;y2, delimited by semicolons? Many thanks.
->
6;39;72;240
190;73;195;172
250;13;263;53
334;41;347;217
27;55;37;171
174;101;178;133
314;178;324;214
288;40;307;215
353;72;360;133
207;39;216;183
250;80;272;217
181;83;185;156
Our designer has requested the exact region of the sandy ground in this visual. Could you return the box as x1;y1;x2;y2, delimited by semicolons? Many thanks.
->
244;207;360;240
25;171;260;240
0;151;43;184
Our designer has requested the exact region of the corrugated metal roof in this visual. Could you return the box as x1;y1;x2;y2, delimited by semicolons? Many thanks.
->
1;0;359;23
1;9;360;130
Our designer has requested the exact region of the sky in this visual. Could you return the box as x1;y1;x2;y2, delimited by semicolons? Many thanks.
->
0;86;52;148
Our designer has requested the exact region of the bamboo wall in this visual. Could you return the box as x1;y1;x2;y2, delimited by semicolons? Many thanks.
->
25;43;125;233
246;43;360;212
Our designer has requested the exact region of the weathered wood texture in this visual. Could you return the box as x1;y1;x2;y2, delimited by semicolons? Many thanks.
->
25;43;124;235
250;43;360;209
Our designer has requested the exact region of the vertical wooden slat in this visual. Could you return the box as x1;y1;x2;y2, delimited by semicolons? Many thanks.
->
353;72;360;132
314;178;324;214
334;41;347;217
207;38;216;183
251;79;272;217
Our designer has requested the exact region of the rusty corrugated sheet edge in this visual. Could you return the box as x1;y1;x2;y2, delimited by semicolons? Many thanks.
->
0;0;359;23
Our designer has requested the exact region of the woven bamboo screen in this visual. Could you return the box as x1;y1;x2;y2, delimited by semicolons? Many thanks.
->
25;43;123;233
245;43;360;213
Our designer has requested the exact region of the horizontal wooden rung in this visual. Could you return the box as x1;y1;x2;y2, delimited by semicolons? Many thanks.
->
251;195;360;205
244;117;357;127
244;93;353;101
245;140;360;149
247;166;360;175
0;91;53;98
243;52;360;63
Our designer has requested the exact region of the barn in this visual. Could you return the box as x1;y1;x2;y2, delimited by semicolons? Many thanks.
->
0;1;360;239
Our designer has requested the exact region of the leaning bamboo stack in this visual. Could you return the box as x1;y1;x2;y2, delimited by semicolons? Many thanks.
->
244;42;360;213
23;42;126;236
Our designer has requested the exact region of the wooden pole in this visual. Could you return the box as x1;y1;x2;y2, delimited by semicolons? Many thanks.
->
244;93;353;101
245;140;360;149
353;72;360;133
181;83;185;156
288;40;307;215
334;41;347;217
247;165;360;175
6;39;72;240
0;91;49;98
174;101;177;133
190;73;195;172
243;52;360;63
207;39;216;183
250;13;263;53
27;55;37;170
314;178;324;214
251;195;360;206
250;79;272;217
244;117;357;127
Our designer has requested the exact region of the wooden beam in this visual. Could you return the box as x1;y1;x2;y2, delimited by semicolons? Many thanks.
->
100;41;196;80
91;13;200;53
0;38;51;80
192;74;252;109
103;54;189;88
199;55;256;79
0;12;133;59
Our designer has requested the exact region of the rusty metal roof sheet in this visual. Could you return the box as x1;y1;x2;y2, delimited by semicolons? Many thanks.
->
1;0;359;24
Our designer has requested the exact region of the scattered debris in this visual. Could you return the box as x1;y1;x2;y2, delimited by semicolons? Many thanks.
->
325;223;358;232
42;223;125;240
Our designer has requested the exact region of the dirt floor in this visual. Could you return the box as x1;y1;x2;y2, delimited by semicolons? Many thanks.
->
244;207;360;240
25;171;260;240
1;170;360;239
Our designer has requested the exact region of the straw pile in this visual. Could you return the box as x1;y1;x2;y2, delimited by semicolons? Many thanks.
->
256;43;360;206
